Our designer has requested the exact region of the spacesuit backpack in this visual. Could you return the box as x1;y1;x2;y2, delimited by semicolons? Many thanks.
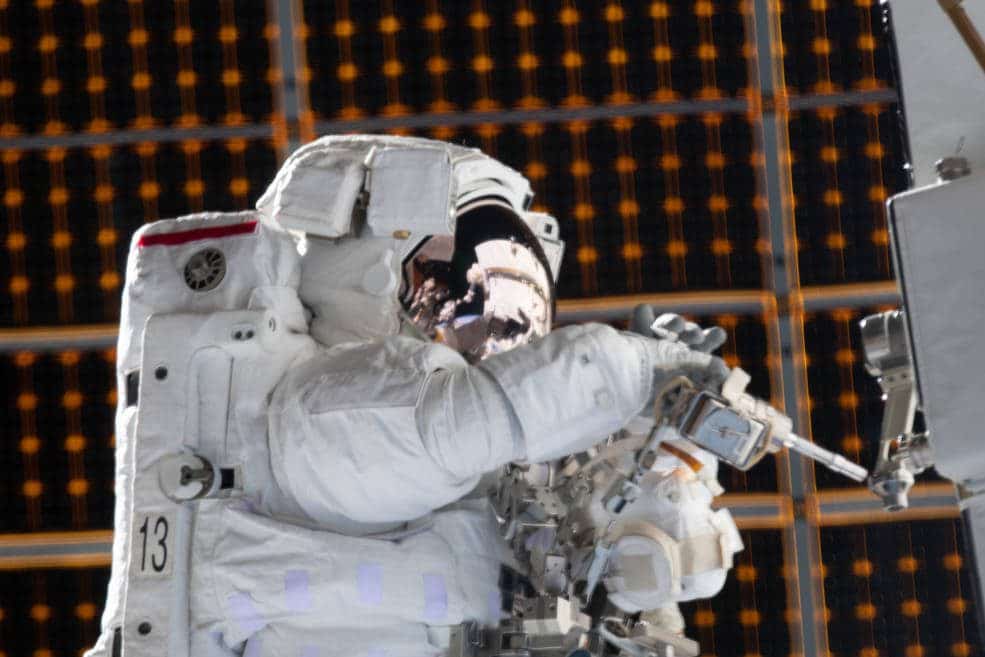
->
87;208;311;657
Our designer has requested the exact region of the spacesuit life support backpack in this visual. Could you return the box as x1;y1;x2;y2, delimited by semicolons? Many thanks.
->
86;136;564;657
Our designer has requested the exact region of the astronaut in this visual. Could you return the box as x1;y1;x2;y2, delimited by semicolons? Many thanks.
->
86;136;741;657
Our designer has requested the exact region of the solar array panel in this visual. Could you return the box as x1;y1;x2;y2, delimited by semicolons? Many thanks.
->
403;117;764;299
0;2;978;657
0;349;116;534
681;529;792;657
2;140;279;327
780;0;898;96
822;520;983;657
1;0;276;133
299;1;751;117
789;105;909;286
0;568;109;657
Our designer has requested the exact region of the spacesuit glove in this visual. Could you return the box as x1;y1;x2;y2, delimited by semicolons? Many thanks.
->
630;305;727;354
647;337;730;393
635;337;731;421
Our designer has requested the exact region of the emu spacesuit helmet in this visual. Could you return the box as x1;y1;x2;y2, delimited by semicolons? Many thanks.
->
254;135;564;348
400;195;556;362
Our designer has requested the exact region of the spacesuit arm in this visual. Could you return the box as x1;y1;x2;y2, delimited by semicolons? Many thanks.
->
268;323;718;528
417;322;715;476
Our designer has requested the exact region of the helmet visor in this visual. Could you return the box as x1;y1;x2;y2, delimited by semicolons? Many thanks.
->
400;199;554;361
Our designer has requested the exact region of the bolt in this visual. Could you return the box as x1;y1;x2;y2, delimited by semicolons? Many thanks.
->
936;156;971;182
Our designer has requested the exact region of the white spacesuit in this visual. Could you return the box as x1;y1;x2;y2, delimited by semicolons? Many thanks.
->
86;136;741;657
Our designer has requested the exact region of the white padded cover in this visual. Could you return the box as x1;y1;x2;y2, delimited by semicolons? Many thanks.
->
367;145;454;238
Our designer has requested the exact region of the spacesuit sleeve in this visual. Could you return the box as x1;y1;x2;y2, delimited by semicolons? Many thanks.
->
268;323;694;528
418;323;657;471
267;338;489;529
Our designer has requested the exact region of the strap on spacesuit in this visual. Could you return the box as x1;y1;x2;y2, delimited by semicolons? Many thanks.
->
656;440;726;497
367;514;435;541
677;534;734;574
658;442;705;474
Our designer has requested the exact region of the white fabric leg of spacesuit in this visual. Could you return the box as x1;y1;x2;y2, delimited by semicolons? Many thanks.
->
190;499;506;657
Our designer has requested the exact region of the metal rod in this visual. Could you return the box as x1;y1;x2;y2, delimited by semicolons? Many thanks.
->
0;324;118;353
816;482;959;525
0;487;960;569
786;88;899;111
783;433;869;483
313;90;898;135
556;290;768;323
0;123;275;151
939;0;985;76
0;530;113;570
0;88;899;153
268;0;303;157
747;0;825;652
315;99;752;134
799;281;900;311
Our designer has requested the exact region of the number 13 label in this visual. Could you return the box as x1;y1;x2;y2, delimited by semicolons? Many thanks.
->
133;512;175;577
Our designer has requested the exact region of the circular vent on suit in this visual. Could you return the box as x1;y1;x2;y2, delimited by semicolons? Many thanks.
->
183;248;226;292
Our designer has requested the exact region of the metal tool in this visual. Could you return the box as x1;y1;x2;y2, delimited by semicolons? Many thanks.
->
859;310;934;510
661;369;869;483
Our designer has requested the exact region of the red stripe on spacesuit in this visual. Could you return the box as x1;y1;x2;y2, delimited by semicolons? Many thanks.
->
137;221;258;247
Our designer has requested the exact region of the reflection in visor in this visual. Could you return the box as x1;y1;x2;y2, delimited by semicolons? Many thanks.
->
399;196;556;362
402;235;553;362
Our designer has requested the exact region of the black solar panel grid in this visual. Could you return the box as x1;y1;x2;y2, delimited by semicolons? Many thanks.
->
1;349;116;534
779;0;898;96
1;138;280;327
1;113;766;327
821;519;983;657
788;103;910;286
681;529;792;657
0;567;110;657
300;0;751;121
400;113;763;300
0;1;276;135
